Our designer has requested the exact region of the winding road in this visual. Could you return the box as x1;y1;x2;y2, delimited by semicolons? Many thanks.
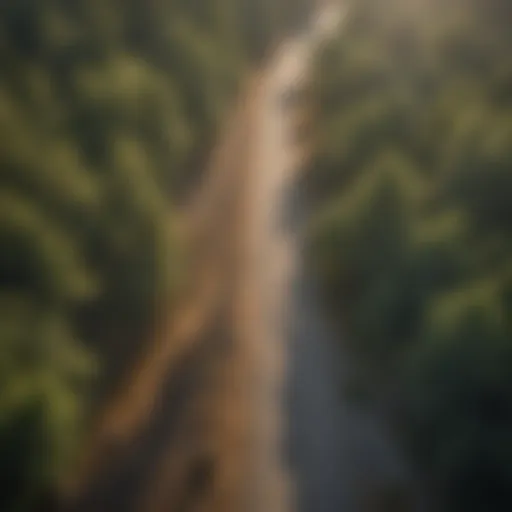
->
63;5;417;512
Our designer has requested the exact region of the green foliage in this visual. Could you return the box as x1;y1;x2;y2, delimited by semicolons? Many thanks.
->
404;280;512;509
308;0;512;509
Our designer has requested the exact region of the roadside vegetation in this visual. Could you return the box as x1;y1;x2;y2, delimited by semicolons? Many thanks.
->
307;0;512;509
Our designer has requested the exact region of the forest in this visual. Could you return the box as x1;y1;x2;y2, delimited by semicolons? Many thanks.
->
307;0;512;510
0;0;312;510
2;0;512;510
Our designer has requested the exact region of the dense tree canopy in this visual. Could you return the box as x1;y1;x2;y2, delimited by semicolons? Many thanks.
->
308;0;512;510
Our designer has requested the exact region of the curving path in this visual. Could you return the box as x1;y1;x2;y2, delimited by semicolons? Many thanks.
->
63;5;418;512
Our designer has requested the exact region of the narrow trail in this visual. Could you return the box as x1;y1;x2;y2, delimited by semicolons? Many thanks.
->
63;6;418;512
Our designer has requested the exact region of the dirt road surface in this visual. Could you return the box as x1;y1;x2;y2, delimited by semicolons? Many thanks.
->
63;6;418;512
